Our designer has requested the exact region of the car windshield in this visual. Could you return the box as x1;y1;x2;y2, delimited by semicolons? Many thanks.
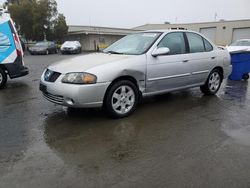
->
230;40;250;46
35;42;48;47
103;32;162;55
63;41;76;46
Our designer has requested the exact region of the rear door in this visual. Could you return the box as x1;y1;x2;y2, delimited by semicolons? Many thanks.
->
185;32;217;85
0;18;17;64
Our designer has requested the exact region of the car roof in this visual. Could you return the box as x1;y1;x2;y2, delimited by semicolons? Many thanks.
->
137;29;199;34
235;39;250;41
64;41;78;42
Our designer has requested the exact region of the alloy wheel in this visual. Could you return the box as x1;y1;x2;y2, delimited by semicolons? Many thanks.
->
111;85;135;115
208;72;221;92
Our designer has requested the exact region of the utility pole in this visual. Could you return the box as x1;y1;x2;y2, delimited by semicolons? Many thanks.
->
214;12;217;22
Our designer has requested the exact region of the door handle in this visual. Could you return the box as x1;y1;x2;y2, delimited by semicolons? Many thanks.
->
211;57;216;59
183;60;189;63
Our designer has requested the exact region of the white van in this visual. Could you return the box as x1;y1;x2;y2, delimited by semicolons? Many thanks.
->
0;7;28;89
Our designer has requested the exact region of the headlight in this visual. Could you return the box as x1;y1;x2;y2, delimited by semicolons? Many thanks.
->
62;72;97;84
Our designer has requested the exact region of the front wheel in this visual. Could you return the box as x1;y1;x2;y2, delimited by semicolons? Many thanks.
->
200;69;222;95
104;80;139;118
0;68;7;89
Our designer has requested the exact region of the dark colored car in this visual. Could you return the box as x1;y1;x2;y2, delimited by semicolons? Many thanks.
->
29;41;58;55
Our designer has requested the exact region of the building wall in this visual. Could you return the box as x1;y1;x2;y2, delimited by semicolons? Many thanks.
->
65;33;124;51
134;20;250;46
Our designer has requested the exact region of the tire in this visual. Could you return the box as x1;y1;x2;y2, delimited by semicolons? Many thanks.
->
242;74;249;80
46;50;49;55
104;80;139;118
0;68;7;89
200;69;222;95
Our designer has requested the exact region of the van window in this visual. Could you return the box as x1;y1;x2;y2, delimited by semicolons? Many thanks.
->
186;32;205;53
158;32;186;55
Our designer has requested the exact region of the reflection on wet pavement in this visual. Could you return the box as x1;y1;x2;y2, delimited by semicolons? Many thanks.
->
1;55;250;187
222;124;250;146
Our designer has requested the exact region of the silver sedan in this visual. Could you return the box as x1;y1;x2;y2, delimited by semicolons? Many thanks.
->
40;30;232;118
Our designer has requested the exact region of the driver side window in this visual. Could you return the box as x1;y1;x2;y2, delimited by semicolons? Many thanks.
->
157;32;186;55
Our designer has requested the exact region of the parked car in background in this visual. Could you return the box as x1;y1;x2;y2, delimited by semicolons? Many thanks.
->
40;30;232;118
227;39;250;53
60;41;82;54
29;41;58;55
0;8;28;89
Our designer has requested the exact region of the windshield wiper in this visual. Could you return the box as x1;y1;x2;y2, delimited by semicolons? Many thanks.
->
105;50;124;55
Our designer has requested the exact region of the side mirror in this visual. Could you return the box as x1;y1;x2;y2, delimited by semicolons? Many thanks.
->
152;47;170;57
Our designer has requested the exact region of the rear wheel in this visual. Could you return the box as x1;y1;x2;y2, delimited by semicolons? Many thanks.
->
242;73;249;80
200;69;222;95
0;68;7;89
104;80;139;118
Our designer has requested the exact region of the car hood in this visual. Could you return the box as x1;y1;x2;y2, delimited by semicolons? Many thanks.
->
49;53;133;74
227;46;250;53
61;45;75;48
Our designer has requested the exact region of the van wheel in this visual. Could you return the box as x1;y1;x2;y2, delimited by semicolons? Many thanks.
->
104;80;139;118
242;74;249;80
0;68;7;89
46;50;49;55
200;69;222;95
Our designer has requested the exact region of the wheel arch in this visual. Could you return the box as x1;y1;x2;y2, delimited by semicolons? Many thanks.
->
0;64;8;74
212;66;224;79
103;75;143;104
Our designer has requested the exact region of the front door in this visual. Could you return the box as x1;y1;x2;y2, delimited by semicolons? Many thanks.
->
146;32;191;94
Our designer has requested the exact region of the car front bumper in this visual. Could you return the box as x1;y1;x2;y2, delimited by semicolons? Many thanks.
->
30;50;47;55
61;49;78;54
40;75;111;108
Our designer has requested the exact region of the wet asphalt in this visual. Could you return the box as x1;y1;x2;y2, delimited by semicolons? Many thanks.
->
1;54;250;188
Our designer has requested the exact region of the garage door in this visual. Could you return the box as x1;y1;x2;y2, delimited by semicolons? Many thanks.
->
232;28;250;42
200;27;216;43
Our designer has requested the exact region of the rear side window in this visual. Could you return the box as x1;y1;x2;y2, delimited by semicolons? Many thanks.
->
186;32;205;53
158;32;186;55
203;39;213;51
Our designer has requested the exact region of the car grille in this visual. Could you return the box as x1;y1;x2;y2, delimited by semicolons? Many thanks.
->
43;92;64;104
44;69;61;82
66;47;73;50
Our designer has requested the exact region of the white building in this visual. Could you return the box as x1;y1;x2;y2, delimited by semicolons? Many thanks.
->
67;19;250;50
134;19;250;46
66;25;139;51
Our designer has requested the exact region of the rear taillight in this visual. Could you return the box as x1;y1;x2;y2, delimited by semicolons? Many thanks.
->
13;34;22;57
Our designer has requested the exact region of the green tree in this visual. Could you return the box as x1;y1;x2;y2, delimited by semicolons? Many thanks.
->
54;14;68;43
6;0;68;42
8;0;34;40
